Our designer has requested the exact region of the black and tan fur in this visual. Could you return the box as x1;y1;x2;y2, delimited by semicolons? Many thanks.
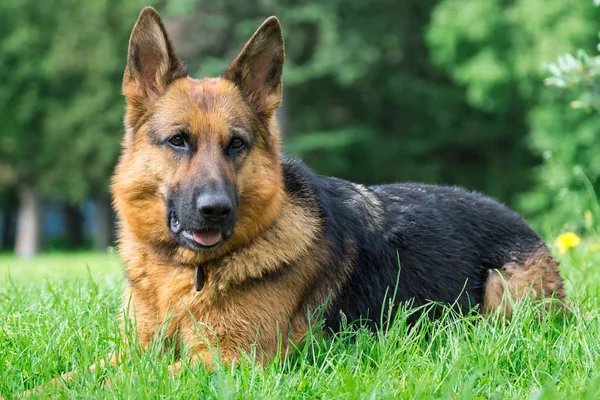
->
110;7;565;368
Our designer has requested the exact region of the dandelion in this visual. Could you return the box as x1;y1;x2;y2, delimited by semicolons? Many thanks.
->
555;232;581;254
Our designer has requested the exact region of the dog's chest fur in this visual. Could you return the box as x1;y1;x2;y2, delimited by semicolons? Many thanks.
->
119;174;338;360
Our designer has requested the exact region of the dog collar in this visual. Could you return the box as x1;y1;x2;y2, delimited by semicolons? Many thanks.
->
194;265;205;292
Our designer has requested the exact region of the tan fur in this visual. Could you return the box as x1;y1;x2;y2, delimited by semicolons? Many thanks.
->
110;8;340;367
113;76;286;268
116;192;330;364
483;246;565;316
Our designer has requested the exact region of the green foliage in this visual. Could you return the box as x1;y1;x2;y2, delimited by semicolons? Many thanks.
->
428;0;600;231
1;0;599;235
545;48;600;112
165;0;536;203
2;246;600;398
0;0;140;202
527;6;600;233
527;21;600;233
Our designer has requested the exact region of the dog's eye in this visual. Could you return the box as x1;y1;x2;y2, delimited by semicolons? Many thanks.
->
168;135;186;147
229;138;245;151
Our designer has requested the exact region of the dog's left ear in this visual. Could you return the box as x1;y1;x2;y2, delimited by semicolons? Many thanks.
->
223;17;284;118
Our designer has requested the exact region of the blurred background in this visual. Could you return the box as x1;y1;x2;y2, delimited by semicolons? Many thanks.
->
0;0;599;258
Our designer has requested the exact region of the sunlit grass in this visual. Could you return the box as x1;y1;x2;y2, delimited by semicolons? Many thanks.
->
0;250;122;284
1;236;600;399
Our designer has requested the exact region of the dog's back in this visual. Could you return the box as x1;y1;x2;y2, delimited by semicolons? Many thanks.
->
282;158;564;328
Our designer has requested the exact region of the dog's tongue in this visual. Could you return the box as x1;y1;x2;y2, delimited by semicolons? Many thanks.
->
192;230;222;247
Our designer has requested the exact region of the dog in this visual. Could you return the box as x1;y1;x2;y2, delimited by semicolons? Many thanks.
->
110;6;565;368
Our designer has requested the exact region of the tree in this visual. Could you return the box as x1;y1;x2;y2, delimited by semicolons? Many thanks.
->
427;0;600;231
0;0;56;256
0;0;139;255
537;4;600;231
165;0;538;205
39;0;139;250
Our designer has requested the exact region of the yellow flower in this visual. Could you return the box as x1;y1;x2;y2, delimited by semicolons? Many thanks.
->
555;232;581;254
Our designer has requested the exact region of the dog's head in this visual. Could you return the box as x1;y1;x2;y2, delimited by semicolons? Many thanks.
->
112;7;285;262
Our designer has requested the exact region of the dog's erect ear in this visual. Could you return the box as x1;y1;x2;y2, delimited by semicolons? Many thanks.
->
223;17;284;118
123;7;186;101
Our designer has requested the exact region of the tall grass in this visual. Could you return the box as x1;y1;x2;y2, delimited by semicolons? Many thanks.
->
1;238;600;399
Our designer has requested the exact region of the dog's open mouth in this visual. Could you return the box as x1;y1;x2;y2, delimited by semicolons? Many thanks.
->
184;229;222;247
169;211;224;249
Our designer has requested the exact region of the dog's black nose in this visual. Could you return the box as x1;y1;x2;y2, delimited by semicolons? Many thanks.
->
197;193;232;221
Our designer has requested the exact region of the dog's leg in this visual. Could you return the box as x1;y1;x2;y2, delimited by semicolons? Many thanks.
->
166;346;221;378
21;351;123;397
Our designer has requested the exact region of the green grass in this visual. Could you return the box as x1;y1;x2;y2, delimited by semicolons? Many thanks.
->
2;240;600;399
0;250;122;284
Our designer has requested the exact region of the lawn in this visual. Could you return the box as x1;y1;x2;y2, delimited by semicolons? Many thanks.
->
0;251;123;284
1;238;600;399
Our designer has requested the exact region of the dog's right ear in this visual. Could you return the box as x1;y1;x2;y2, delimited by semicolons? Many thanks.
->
123;7;186;103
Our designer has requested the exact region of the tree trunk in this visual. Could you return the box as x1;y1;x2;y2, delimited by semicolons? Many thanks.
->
15;183;41;257
1;209;15;250
64;202;84;249
93;194;113;251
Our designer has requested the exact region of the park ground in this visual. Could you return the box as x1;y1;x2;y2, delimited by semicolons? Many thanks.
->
1;232;600;399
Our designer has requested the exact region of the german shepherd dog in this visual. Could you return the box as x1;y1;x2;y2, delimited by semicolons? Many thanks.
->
111;7;565;368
